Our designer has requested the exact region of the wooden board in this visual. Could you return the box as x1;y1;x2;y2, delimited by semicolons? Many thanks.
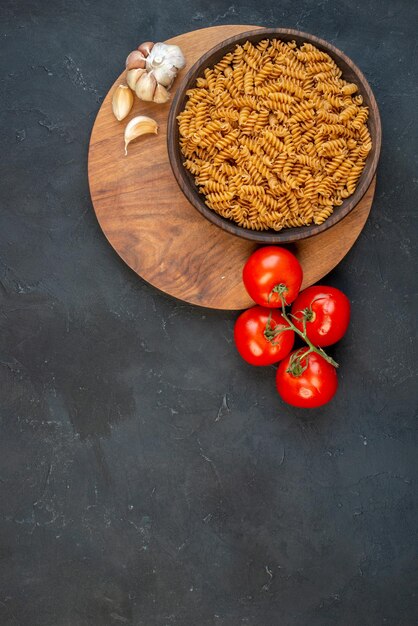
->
88;25;376;310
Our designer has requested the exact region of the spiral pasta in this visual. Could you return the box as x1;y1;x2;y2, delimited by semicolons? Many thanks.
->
178;39;372;231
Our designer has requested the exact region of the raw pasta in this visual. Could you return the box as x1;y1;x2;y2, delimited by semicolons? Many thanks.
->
177;39;372;231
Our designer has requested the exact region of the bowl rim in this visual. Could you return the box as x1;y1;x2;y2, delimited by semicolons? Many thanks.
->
167;27;382;244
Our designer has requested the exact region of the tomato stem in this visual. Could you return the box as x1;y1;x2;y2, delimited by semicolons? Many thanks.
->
268;282;288;304
264;312;293;345
304;307;315;322
286;347;312;376
279;294;339;370
291;307;315;324
264;295;338;373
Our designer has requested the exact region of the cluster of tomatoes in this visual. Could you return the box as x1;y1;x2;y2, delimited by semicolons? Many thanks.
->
234;246;351;408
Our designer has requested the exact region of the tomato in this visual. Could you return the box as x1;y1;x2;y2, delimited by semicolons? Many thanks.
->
243;246;303;308
276;350;338;408
234;306;295;366
291;286;350;347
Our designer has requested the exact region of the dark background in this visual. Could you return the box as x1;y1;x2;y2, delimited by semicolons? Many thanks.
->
1;0;417;624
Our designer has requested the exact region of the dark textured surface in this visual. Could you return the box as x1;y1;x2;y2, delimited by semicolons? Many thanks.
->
1;1;417;624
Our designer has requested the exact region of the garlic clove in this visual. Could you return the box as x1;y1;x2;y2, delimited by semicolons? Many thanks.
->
138;41;154;57
126;68;146;90
135;72;157;102
125;50;146;70
152;64;178;88
153;83;170;104
112;84;134;121
124;116;158;155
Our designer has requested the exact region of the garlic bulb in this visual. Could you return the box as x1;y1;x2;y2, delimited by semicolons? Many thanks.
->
124;40;186;101
112;84;134;121
145;42;186;88
124;116;158;155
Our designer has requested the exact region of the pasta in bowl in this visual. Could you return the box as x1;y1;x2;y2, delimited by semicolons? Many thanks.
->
167;28;381;243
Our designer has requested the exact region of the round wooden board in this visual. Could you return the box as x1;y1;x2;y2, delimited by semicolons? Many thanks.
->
88;25;376;311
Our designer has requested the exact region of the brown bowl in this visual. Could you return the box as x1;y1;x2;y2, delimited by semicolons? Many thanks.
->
167;28;381;244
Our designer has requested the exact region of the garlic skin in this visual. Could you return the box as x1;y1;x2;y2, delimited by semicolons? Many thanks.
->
145;42;186;88
112;84;134;121
135;72;157;102
138;41;154;56
153;83;170;104
126;50;146;70
146;43;186;71
126;68;146;90
124;116;158;155
152;64;178;88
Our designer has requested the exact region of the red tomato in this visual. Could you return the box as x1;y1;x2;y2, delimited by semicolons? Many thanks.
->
243;246;303;308
234;306;295;366
291;286;350;347
276;350;338;408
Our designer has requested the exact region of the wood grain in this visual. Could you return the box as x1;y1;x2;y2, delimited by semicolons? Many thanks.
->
88;25;376;310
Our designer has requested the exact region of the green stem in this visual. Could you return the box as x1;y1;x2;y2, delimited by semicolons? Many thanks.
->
287;347;313;376
264;312;293;345
268;283;289;304
278;294;339;369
